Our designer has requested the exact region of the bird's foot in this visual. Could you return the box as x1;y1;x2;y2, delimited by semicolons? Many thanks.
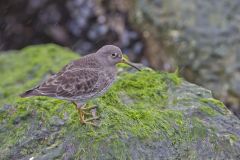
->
81;105;99;118
81;116;100;127
74;103;100;127
81;110;92;116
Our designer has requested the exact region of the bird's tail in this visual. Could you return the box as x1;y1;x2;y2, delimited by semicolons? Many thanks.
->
20;88;39;98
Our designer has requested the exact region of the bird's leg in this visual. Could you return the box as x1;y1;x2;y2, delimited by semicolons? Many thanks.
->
82;105;100;123
76;104;92;115
73;102;100;126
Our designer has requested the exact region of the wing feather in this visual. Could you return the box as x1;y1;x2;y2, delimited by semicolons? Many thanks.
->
35;68;99;99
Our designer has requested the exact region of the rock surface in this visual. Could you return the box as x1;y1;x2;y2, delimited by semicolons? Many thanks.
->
130;0;240;117
0;44;240;159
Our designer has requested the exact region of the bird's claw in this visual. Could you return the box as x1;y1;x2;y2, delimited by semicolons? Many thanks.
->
74;103;100;127
81;116;101;127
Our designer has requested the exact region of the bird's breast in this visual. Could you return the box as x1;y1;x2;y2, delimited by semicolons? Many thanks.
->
92;69;116;97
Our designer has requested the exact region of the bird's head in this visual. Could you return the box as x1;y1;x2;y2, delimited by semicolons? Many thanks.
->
96;45;140;70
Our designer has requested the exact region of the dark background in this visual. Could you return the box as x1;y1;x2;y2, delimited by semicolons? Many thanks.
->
0;0;144;62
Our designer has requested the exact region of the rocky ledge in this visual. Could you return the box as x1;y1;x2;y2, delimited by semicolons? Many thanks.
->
0;44;239;159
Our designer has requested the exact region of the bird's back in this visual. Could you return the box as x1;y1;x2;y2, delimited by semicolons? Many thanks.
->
20;54;116;102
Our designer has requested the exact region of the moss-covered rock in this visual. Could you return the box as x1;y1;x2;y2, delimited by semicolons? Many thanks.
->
129;0;240;117
0;44;239;159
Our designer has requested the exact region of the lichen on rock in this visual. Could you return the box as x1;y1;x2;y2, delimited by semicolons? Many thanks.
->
0;44;239;159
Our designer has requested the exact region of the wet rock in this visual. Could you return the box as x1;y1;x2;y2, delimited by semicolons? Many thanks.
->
0;44;239;159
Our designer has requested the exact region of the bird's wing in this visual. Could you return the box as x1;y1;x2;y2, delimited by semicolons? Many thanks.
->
35;68;99;99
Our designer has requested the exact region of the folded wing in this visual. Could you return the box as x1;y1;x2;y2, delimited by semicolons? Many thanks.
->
21;68;99;100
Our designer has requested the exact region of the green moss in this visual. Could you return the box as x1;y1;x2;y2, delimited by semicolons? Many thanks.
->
200;98;225;109
0;44;79;106
228;134;239;147
61;70;187;157
199;106;218;116
200;98;230;115
191;118;207;138
0;44;210;158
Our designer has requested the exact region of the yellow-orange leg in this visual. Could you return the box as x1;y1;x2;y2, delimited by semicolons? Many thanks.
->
73;103;100;126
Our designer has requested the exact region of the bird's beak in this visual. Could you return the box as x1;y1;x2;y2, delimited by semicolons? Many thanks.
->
121;57;141;71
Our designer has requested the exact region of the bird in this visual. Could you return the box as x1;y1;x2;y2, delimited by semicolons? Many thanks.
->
20;45;140;126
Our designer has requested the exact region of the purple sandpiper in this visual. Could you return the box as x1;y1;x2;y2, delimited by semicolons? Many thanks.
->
20;45;140;126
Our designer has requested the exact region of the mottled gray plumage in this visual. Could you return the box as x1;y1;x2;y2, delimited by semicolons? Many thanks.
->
20;45;140;125
21;45;121;103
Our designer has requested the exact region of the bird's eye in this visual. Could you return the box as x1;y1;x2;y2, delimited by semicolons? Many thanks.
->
111;53;117;58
